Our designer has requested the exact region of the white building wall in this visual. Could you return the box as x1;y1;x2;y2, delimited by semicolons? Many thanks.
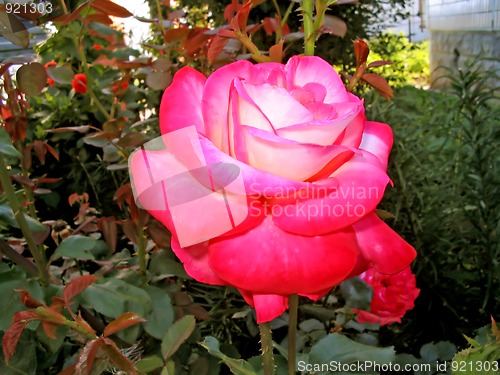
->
427;0;499;31
426;0;499;87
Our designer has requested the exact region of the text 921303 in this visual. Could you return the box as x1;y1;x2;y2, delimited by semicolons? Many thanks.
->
5;0;53;16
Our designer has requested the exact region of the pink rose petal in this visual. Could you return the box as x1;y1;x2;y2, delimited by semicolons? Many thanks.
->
208;216;358;295
160;66;206;135
352;213;417;274
285;56;349;104
271;154;390;235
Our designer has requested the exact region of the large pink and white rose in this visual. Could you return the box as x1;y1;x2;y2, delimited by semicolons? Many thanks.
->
129;56;416;323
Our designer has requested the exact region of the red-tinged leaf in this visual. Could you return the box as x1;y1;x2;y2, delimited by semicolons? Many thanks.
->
91;0;132;18
269;41;284;63
361;73;394;100
101;337;138;375
235;1;252;32
186;303;210;321
148;220;171;248
368;60;392;68
93;55;119;67
224;0;240;22
183;28;211;56
208;35;230;63
151;57;171;71
50;296;66;313
104;312;145;337
51;2;90;24
86;338;104;374
353;38;370;68
16;63;47;97
3;310;40;364
15;289;45;308
12;310;41;322
75;313;97;337
46;125;92;133
263;17;278;36
97;216;118;253
121;219;139;245
246;23;262;34
68;192;81;206
335;0;359;4
321;15;347;37
43;142;59;161
33;139;45;165
163;28;191;43
84;13;114;25
63;274;98;306
42;322;59;340
218;29;236;38
113;183;132;208
3;321;29;364
37;176;60;184
57;363;77;375
146;71;172;91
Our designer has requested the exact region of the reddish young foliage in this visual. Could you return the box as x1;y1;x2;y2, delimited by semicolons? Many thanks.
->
353;38;370;68
208;35;231;63
2;310;40;363
85;338;104;374
16;289;44;308
63;274;98;309
100;337;138;375
361;73;394;100
97;217;118;253
103;312;145;337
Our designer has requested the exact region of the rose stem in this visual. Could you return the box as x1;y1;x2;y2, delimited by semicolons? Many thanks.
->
0;154;49;286
302;0;315;56
259;322;276;375
288;294;299;374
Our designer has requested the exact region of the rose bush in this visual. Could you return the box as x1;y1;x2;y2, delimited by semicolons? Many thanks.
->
129;56;416;323
353;266;420;325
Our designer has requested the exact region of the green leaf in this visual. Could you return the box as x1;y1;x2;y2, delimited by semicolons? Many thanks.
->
0;127;20;158
0;204;46;232
420;341;457;362
309;333;396;370
143;285;174;340
16;63;47;97
136;356;164;373
150;249;189;279
340;277;373;310
161;315;196;361
452;344;500;375
81;278;152;319
47;65;74;84
53;235;97;260
88;21;121;36
201;336;257;375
